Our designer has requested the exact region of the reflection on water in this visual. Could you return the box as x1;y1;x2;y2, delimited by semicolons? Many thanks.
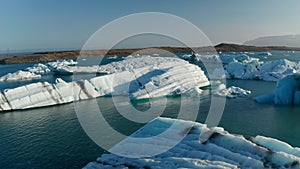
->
1;79;300;169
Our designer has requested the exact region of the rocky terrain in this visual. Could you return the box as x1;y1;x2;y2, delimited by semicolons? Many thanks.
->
1;43;300;64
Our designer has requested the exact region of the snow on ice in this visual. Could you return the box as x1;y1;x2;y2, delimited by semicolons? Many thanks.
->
0;70;41;82
213;84;251;98
0;59;77;81
0;56;209;111
84;117;300;169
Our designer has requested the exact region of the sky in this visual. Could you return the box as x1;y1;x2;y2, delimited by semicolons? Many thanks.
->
0;0;300;52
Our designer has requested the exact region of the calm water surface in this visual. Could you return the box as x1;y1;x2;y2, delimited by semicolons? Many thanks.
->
0;52;300;168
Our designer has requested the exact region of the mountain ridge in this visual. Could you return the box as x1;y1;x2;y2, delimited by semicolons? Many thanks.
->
244;34;300;47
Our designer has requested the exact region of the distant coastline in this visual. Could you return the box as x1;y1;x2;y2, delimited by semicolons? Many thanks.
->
1;43;300;64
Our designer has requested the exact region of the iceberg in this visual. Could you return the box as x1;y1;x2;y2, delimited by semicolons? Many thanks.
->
213;84;251;98
178;52;300;82
25;63;51;74
254;74;300;105
225;59;300;81
0;70;41;82
198;53;260;64
225;62;247;79
0;59;78;81
198;53;300;82
107;55;118;59
210;67;230;80
47;59;78;69
54;55;201;75
178;53;199;61
258;51;272;56
257;59;299;81
53;65;100;75
220;53;260;64
0;64;47;82
84;117;300;169
179;53;193;60
0;56;209;111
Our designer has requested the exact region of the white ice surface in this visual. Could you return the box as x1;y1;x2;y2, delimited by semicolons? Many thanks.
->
47;59;78;69
0;56;209;111
25;63;51;74
191;52;299;82
179;52;300;82
213;84;251;98
225;59;300;81
253;135;300;158
53;65;100;74
180;53;260;64
0;59;77;81
54;56;199;75
0;70;41;82
87;56;210;99
258;52;272;56
84;117;300;169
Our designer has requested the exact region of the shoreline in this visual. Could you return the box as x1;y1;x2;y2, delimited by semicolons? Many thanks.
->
1;43;300;65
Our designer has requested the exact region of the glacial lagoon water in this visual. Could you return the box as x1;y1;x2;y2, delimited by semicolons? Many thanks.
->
1;51;300;168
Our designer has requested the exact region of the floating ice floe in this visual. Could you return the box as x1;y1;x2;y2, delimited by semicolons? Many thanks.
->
179;52;300;82
0;70;41;82
225;59;300;81
213;84;251;98
180;53;260;64
220;53;260;64
107;55;118;59
0;63;50;82
256;59;300;81
254;74;300;105
180;53;193;60
49;59;78;68
225;61;261;79
25;63;51;74
84;117;300;169
209;67;230;80
0;56;209;111
53;65;100;75
258;51;272;56
179;53;200;62
54;55;203;75
0;59;78;82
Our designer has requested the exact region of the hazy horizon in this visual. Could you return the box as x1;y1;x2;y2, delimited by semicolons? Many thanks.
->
1;0;300;52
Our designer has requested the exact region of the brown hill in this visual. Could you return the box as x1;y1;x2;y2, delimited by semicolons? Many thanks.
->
1;44;299;64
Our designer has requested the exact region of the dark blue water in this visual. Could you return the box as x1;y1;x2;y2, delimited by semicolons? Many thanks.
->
0;103;102;169
0;51;300;169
